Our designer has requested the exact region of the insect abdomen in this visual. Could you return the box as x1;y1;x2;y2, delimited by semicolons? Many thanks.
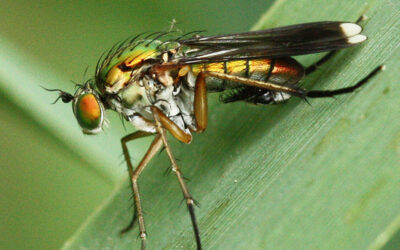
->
192;57;304;92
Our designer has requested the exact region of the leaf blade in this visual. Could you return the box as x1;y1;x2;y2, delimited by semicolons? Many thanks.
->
63;0;400;249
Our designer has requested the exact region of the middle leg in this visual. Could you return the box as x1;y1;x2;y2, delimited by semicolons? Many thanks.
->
194;72;208;132
151;106;202;250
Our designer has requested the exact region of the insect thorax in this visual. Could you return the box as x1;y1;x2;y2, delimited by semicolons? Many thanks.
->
95;39;197;134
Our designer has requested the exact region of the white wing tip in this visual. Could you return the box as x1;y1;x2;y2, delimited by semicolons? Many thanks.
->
347;34;367;44
340;23;362;37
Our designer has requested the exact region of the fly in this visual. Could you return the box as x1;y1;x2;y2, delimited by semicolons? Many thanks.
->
46;19;384;250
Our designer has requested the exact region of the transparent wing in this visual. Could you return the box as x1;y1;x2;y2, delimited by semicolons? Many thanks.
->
172;21;365;65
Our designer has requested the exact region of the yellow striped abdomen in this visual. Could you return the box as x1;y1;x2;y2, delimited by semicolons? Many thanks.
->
191;57;304;92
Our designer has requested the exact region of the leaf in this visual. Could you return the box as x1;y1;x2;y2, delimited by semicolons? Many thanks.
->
4;0;398;249
0;1;271;249
60;1;400;250
0;1;273;249
62;0;400;249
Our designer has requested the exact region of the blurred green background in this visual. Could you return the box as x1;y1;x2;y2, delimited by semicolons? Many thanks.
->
2;1;400;249
0;0;272;249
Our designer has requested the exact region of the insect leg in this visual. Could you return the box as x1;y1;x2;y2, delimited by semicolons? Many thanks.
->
121;131;163;250
194;72;208;132
306;65;384;98
305;51;336;75
205;71;307;96
151;107;192;143
205;65;383;100
120;131;152;234
151;106;202;250
306;16;367;75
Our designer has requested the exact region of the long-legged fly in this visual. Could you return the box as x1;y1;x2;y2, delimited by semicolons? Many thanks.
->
46;19;384;249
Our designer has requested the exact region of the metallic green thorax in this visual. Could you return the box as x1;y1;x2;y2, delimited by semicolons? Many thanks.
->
98;42;160;82
94;38;183;96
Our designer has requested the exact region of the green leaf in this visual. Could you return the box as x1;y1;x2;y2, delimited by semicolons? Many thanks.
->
2;0;398;249
0;1;271;249
62;0;400;249
0;1;270;249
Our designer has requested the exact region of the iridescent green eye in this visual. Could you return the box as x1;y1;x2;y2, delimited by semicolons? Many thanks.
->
73;92;104;134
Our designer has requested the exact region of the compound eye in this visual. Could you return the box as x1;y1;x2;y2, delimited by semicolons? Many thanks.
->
74;93;103;134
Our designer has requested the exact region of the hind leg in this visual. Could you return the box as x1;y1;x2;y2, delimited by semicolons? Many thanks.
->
306;15;367;75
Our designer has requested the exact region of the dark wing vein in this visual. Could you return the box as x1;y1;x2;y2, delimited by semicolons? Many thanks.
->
174;21;364;65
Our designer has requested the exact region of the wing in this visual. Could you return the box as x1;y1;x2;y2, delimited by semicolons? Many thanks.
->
172;21;366;65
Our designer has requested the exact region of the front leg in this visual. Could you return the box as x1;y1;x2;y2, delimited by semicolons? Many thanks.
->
120;131;163;250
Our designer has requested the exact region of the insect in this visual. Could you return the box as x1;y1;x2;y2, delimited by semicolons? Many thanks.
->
46;20;383;249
